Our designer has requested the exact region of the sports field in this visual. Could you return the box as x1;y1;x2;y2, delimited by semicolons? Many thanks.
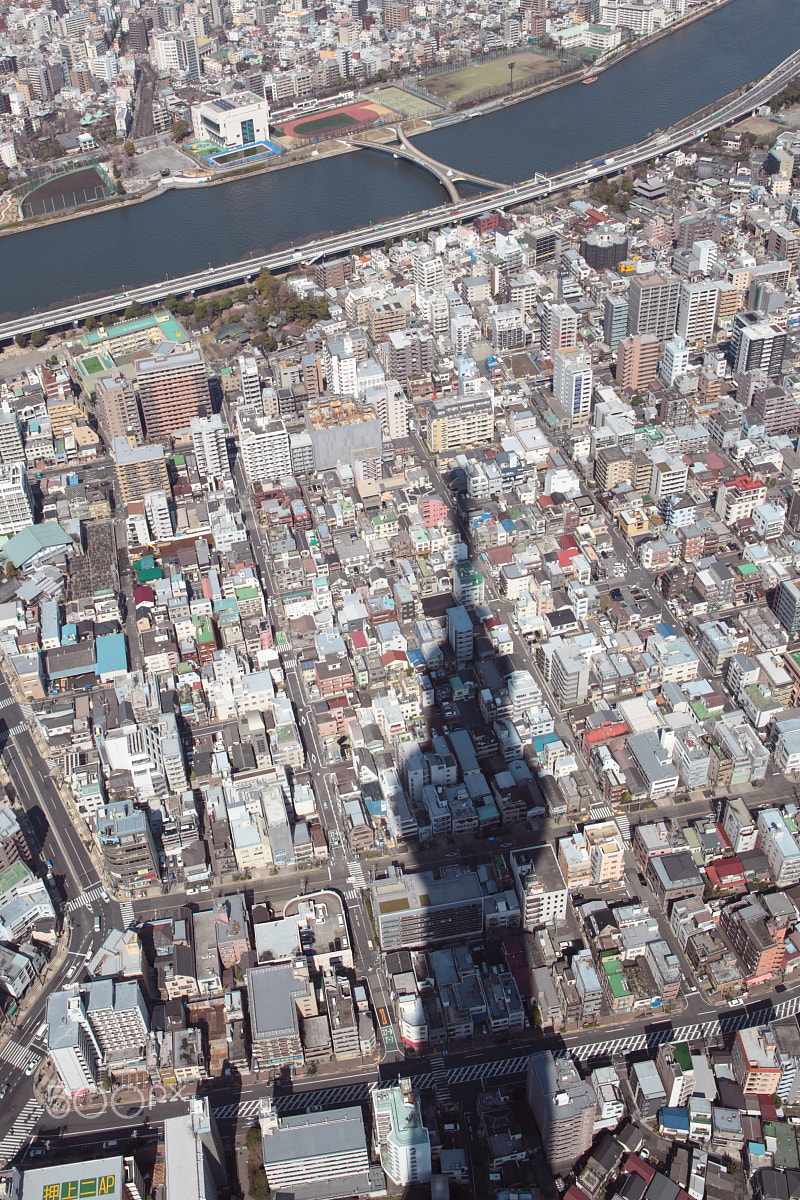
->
424;50;559;104
377;86;442;118
283;101;385;140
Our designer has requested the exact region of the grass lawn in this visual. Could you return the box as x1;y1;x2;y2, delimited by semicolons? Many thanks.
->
82;356;103;374
294;111;360;135
424;50;558;103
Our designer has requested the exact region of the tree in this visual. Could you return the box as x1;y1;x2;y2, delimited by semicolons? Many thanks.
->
4;562;17;579
30;330;47;348
14;333;28;349
115;181;125;196
172;120;190;142
123;141;135;157
101;313;116;327
252;332;277;352
84;315;98;331
246;1128;261;1152
124;301;147;320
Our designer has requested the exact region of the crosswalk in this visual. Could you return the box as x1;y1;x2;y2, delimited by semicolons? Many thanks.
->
346;861;367;890
0;695;17;712
1;721;28;740
0;1098;43;1165
208;996;800;1129
0;1042;38;1071
119;901;135;929
65;884;105;913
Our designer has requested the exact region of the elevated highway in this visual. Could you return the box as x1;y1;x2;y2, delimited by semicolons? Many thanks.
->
2;45;800;344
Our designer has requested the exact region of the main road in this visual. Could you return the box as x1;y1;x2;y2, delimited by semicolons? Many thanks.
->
1;43;798;343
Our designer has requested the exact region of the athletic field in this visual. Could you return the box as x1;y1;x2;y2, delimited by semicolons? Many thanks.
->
377;86;442;117
282;101;387;140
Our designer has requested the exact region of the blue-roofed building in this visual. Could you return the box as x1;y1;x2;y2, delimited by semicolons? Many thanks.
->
658;1107;690;1138
96;633;128;683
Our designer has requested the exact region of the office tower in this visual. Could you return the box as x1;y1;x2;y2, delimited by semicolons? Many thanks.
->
540;302;578;355
551;641;589;706
603;293;628;350
424;394;494;452
775;580;800;635
113;437;170;504
373;1081;432;1186
258;1097;371;1196
164;1098;227;1200
616;334;658;391
46;989;101;1095
143;490;173;542
651;452;689;510
750;384;800;434
578;227;628;270
191;414;229;480
729;311;786;379
95;370;143;445
0;462;33;536
659;335;690;387
526;1052;597;1171
136;344;211;443
85;979;149;1062
447;605;473;667
237;412;292;484
627;273;680;340
677;279;719;344
96;800;160;894
237;354;263;408
553;347;593;425
0;412;24;463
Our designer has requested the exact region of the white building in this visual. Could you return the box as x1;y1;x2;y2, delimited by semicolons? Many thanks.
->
659;335;690;387
236;412;292;484
259;1097;372;1196
677;280;719;344
144;490;173;542
191;91;270;148
757;807;800;887
373;1081;432;1186
0;462;33;536
191;414;229;480
553;348;593;426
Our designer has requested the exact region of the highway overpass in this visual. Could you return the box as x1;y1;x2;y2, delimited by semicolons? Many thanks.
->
2;45;799;345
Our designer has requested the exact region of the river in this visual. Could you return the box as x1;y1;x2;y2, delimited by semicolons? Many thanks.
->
2;0;799;320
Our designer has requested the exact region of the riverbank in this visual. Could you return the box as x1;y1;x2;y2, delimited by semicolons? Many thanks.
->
0;0;746;243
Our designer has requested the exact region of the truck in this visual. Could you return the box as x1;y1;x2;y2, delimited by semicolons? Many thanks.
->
592;156;607;166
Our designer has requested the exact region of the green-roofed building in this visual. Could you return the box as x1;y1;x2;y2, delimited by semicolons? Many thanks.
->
0;522;73;570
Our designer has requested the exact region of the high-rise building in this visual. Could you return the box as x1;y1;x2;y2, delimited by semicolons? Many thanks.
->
423;394;494;452
0;412;24;463
237;354;263;408
46;989;101;1095
164;1098;227;1200
373;1081;432;1186
191;414;229;480
447;605;473;666
113;438;170;504
616;334;658;391
552;347;593;426
677;279;719;344
603;293;628;350
136;344;211;443
237;412;292;484
96;800;160;894
385;329;436;384
551;641;589;706
0;462;33;536
540;302;578;355
627;273;680;340
729;311;786;379
258;1097;371;1196
659;335;690;387
95;370;143;445
85;979;149;1063
750;383;800;434
526;1052;597;1171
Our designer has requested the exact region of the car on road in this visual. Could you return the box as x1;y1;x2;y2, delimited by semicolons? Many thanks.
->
25;1059;37;1076
0;1083;9;1099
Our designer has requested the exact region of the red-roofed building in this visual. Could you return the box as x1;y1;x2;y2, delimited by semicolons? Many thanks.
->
706;856;746;892
349;629;368;653
582;720;630;756
716;475;768;524
623;1154;655;1185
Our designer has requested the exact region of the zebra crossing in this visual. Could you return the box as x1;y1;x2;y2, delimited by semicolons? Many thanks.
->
0;1041;38;1071
0;1099;43;1165
1;722;27;740
0;695;17;712
65;884;106;913
119;901;136;929
346;861;367;890
209;996;800;1128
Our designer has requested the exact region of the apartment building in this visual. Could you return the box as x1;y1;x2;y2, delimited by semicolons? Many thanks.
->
526;1052;596;1171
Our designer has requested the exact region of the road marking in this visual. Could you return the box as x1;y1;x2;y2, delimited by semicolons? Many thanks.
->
0;1098;43;1165
0;1043;38;1071
65;884;105;913
119;901;136;928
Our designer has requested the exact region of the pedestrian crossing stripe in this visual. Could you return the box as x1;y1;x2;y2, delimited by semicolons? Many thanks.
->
0;1098;43;1165
65;885;105;913
0;1042;38;1071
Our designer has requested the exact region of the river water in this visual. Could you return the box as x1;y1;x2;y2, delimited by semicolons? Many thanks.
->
2;0;799;319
